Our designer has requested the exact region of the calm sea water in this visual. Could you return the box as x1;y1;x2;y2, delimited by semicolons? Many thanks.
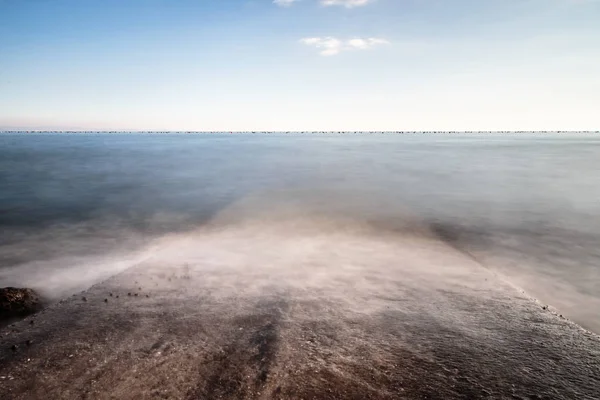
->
1;133;599;331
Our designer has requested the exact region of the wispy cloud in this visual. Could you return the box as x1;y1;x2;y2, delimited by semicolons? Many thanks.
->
300;37;389;56
320;0;375;8
273;0;300;7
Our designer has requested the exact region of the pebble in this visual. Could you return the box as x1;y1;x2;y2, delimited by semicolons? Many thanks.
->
82;297;87;302
104;299;108;303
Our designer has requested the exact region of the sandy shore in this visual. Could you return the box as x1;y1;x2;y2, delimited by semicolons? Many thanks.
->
1;228;599;399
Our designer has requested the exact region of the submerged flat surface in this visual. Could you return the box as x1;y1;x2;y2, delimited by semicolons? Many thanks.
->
1;133;600;333
1;220;599;399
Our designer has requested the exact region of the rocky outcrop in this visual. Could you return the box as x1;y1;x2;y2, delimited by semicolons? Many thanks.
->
0;287;42;322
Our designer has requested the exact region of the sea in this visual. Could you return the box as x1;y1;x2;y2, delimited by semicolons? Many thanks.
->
1;132;599;332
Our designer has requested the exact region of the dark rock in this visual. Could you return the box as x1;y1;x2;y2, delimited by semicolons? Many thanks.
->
128;293;131;296
104;299;108;303
26;340;32;346
0;288;43;322
82;297;87;302
11;344;18;351
109;293;113;297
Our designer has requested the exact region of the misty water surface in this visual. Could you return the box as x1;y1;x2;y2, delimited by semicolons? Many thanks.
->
0;132;599;332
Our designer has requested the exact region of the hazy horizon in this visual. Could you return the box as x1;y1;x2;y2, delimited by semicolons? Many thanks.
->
1;130;599;134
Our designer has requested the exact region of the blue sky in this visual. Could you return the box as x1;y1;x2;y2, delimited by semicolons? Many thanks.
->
0;0;599;131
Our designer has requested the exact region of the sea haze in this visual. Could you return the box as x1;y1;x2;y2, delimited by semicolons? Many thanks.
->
1;132;599;332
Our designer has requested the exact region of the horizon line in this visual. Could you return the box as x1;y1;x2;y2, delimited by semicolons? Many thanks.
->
1;130;599;134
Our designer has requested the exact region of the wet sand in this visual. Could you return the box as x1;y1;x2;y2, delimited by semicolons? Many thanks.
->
1;228;599;399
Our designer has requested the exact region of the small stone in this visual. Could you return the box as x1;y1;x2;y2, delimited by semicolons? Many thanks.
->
109;293;113;297
128;293;131;296
146;294;149;298
0;288;42;321
30;320;34;325
139;287;142;291
116;295;119;298
134;293;138;297
104;299;108;303
82;297;87;302
11;344;18;351
26;340;32;346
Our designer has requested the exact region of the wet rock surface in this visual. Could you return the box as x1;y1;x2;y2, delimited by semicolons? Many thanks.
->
0;288;42;323
0;232;599;399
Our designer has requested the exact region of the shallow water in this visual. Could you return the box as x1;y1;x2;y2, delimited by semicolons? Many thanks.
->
1;132;599;331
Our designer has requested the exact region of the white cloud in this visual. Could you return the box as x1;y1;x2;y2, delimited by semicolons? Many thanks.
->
347;38;389;49
273;0;300;7
320;0;375;8
300;37;389;56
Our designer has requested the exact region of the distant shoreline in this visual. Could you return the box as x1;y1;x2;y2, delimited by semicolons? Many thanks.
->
1;130;599;134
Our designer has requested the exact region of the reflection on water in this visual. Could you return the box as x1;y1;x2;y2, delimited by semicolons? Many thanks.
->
1;133;599;331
